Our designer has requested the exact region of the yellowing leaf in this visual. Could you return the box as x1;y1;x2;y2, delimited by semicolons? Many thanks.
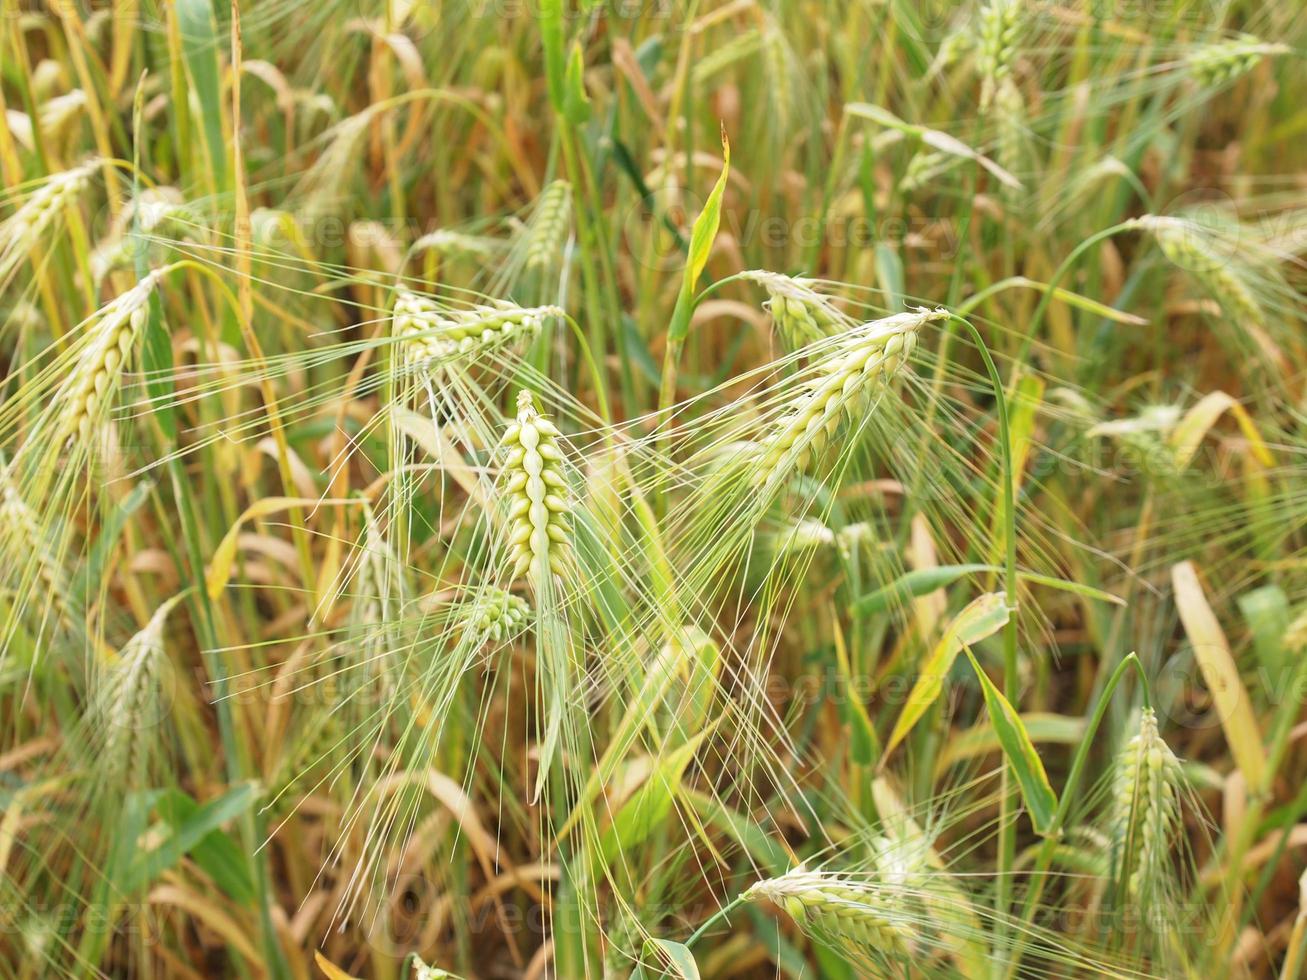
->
315;950;362;980
1169;391;1274;470
205;497;359;599
1171;561;1267;789
884;592;1010;759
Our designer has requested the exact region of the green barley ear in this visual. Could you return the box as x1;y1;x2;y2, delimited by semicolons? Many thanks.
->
744;867;912;957
993;78;1030;199
56;271;162;447
1185;35;1288;88
524;179;572;270
501;390;571;585
977;0;1023;109
462;586;531;644
0;463;75;633
752;308;940;484
1107;707;1183;906
1135;215;1284;368
742;270;849;346
90;187;190;286
394;292;560;370
410;956;462;979
0;160;98;290
1285;607;1307;654
95;594;186;791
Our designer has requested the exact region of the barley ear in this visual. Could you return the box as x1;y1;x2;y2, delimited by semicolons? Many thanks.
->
501;390;571;586
1108;707;1182;905
744;868;912;958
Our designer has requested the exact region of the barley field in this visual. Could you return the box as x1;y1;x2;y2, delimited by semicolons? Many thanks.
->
1;1;1306;977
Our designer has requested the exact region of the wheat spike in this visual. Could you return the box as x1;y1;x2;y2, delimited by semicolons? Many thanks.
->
742;270;848;346
1136;215;1283;367
744;867;912;956
1185;35;1288;88
525;180;572;269
394;292;560;369
463;587;530;643
753;308;940;483
977;0;1023;109
501;390;570;585
1285;608;1307;654
97;595;184;791
1108;707;1182;903
0;159;98;285
55;271;162;447
0;466;74;630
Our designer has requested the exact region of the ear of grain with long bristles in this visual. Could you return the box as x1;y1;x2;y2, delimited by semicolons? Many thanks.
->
753;308;941;484
501;390;570;585
742;270;849;346
525;180;571;270
977;0;1023;109
1135;215;1284;368
1108;707;1182;905
394;292;560;370
1185;35;1288;88
0;160;98;286
744;867;912;957
462;586;531;644
96;595;185;791
55;271;163;447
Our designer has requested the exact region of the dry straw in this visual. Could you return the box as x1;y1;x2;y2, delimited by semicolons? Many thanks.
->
501;390;570;584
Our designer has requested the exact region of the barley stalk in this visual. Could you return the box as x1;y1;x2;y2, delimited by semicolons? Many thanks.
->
752;308;941;484
500;390;570;585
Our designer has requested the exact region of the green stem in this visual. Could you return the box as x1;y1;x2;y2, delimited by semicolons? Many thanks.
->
1014;220;1139;370
686;893;749;949
1007;652;1151;978
945;314;1018;951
